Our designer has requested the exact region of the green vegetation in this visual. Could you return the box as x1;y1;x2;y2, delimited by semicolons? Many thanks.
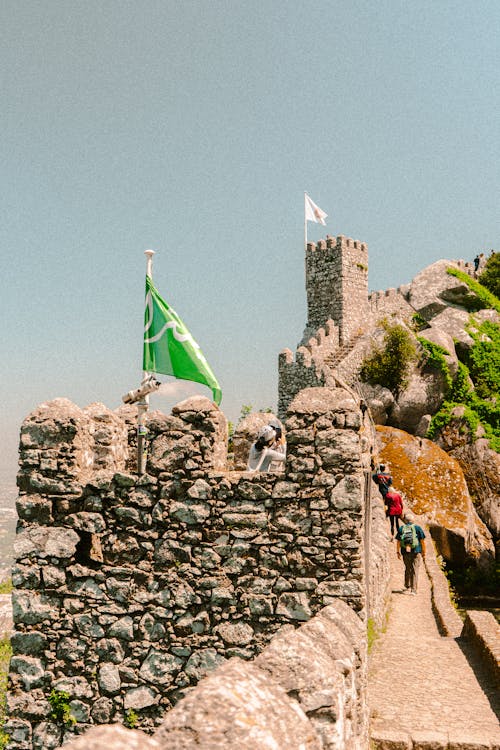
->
0;581;12;595
360;320;417;395
367;618;377;652
0;635;13;749
478;251;500;299
447;561;500;598
48;689;76;727
411;312;428;332
417;337;453;391
427;319;500;451
447;266;500;314
124;708;139;729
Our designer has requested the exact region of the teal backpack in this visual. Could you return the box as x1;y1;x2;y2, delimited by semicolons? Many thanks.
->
400;523;418;552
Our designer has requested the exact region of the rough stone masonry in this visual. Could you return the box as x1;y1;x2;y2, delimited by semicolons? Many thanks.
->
5;385;389;749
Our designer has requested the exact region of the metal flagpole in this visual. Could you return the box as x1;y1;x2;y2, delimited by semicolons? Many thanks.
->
138;249;156;475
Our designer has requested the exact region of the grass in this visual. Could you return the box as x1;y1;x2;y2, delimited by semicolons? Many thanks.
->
0;634;13;749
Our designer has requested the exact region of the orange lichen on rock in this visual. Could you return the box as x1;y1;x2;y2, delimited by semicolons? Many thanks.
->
376;425;494;566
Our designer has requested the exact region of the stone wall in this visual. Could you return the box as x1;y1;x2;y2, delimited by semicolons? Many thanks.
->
59;600;368;750
6;386;386;749
368;286;415;322
278;319;339;418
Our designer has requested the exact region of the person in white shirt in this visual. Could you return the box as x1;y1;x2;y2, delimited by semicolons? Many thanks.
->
247;425;286;472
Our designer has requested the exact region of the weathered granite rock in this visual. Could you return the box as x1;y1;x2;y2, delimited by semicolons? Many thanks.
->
377;425;494;566
14;527;80;560
154;658;322;749
389;368;450;434
360;384;395;425
60;725;161;749
408;260;483;320
434;412;500;541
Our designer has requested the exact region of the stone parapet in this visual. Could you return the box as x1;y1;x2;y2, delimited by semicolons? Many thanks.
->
6;386;379;748
58;600;368;750
461;610;500;686
423;535;463;638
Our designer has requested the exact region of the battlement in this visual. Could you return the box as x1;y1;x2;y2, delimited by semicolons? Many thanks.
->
278;319;340;416
306;234;368;253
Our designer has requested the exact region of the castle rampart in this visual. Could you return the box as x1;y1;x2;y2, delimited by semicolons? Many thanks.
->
6;388;389;748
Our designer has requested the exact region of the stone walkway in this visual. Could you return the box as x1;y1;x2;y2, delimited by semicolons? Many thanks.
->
369;541;500;748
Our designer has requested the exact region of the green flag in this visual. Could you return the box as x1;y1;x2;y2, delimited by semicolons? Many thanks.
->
143;275;222;405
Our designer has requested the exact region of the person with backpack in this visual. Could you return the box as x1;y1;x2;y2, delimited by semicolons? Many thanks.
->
396;512;426;595
384;488;403;539
372;464;392;499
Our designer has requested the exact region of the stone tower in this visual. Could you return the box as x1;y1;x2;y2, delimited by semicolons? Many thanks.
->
303;235;369;346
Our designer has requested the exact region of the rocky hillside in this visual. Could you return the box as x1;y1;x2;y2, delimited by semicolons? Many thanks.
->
360;254;500;564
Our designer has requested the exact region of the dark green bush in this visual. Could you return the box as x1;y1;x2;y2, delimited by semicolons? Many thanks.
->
360;321;417;395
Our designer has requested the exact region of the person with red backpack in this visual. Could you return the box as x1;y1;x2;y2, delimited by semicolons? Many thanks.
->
384;489;403;539
372;463;392;499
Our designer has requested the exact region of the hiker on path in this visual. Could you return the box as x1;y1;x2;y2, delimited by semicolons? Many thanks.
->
372;464;392;499
474;254;480;274
384;489;403;538
247;425;286;472
396;512;426;595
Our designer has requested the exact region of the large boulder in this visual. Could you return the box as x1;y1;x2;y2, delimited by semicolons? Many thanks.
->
360;384;394;425
408;260;484;320
376;426;494;568
389;367;449;435
433;410;500;542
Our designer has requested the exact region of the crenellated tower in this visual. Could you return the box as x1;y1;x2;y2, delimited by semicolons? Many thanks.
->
304;234;369;346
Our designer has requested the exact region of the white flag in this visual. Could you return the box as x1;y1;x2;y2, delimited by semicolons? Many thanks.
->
305;193;327;225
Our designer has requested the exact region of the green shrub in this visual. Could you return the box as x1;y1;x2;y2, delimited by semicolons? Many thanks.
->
48;690;76;727
447;267;500;314
478;251;500;299
426;319;500;451
417;337;453;392
360;321;417;395
465;320;500;399
411;313;428;332
124;709;138;729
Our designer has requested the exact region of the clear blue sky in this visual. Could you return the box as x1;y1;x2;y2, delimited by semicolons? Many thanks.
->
1;0;499;479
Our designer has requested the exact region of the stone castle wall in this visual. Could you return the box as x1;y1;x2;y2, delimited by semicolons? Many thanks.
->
278;319;339;418
368;285;415;322
6;387;389;749
60;599;368;750
279;236;421;417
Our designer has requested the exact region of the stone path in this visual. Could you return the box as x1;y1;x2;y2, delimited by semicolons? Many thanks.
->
369;541;500;748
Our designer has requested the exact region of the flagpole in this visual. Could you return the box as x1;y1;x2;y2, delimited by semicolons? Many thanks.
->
138;249;156;475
